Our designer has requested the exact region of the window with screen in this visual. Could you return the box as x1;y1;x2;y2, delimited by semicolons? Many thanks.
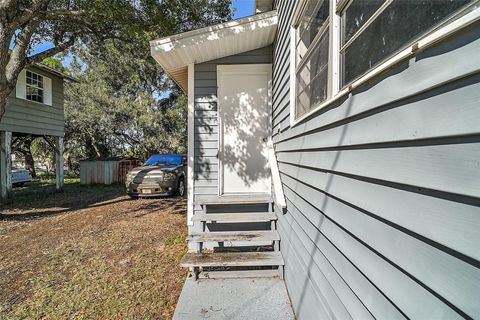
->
290;0;477;124
294;0;330;120
340;0;474;87
26;70;44;103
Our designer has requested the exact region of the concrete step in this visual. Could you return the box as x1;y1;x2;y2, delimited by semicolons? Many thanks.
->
194;195;272;205
189;230;280;243
181;251;284;268
192;212;277;223
173;277;295;320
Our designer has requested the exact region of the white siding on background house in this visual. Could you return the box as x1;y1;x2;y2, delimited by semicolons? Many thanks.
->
272;0;480;319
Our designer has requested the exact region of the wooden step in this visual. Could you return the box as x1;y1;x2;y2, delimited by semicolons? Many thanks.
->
189;230;280;242
181;251;284;268
198;269;280;279
194;195;272;205
192;212;277;222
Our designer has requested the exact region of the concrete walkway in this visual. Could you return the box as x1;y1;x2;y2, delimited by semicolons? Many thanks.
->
173;277;295;320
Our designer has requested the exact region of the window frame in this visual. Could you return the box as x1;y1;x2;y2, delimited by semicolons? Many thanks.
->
295;22;330;119
290;0;338;123
289;0;480;127
25;70;45;104
339;0;474;87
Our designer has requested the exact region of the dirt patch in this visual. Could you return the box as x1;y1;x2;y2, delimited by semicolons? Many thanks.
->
0;182;187;319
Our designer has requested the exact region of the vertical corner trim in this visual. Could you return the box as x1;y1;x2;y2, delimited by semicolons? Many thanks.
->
330;0;341;97
289;27;297;127
187;63;195;226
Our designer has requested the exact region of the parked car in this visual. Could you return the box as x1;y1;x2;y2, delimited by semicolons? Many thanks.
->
12;168;32;187
125;154;186;198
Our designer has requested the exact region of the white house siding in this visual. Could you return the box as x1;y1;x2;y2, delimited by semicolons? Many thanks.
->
1;66;64;137
273;0;480;319
191;47;273;241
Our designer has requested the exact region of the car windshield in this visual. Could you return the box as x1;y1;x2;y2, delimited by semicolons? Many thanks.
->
143;155;183;166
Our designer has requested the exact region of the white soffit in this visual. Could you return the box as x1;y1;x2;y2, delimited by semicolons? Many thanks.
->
150;10;278;92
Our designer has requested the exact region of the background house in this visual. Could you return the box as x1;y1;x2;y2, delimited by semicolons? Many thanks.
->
0;64;77;199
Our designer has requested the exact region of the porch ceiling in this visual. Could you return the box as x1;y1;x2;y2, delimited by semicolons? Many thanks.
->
149;10;278;92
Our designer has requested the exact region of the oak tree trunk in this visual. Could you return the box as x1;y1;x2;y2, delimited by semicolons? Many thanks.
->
0;84;13;119
11;136;37;177
23;147;36;178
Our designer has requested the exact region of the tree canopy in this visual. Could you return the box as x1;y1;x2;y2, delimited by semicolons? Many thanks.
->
65;44;188;162
0;0;232;119
4;0;233;172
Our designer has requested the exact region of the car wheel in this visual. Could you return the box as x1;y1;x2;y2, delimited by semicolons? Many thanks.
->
177;177;186;197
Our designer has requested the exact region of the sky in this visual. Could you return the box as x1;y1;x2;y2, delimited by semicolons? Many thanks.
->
231;0;255;19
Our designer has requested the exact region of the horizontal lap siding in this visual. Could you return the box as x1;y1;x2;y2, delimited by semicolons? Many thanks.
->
273;0;480;319
191;46;272;239
1;67;64;136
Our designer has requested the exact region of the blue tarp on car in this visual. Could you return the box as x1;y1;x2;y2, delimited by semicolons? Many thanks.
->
144;154;184;166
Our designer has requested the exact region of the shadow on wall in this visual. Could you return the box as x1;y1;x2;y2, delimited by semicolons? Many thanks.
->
194;80;271;191
220;85;270;189
193;95;217;181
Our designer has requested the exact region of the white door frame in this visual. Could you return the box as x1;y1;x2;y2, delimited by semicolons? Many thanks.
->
217;64;273;196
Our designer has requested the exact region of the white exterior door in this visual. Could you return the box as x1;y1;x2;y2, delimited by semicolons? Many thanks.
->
218;64;272;195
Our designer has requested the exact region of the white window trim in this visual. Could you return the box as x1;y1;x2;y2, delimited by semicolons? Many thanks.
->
17;69;53;106
25;70;45;104
290;1;480;128
290;0;338;126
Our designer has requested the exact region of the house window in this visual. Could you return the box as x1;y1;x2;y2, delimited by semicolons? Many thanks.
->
294;0;330;119
291;0;477;125
340;0;473;87
26;71;44;103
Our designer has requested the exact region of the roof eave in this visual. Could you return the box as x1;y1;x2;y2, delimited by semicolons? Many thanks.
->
150;10;278;92
33;63;80;83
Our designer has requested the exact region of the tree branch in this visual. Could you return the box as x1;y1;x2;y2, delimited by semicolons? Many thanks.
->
15;9;37;27
9;0;49;28
44;10;86;20
5;18;40;84
117;131;141;146
26;35;75;65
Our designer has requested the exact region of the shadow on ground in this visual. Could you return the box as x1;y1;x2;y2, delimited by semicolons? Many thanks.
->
0;181;185;221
